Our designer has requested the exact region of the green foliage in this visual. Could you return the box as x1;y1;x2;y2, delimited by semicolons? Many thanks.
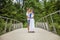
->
0;0;60;35
0;18;5;35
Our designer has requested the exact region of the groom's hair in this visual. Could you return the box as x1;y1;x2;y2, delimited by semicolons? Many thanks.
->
26;7;29;10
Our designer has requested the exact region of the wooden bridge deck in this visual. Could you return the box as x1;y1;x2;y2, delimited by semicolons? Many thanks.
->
0;28;60;40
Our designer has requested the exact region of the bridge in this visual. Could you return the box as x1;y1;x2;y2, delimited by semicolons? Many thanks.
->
0;10;60;40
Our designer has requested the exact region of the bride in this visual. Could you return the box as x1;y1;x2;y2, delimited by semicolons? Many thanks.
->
26;8;35;33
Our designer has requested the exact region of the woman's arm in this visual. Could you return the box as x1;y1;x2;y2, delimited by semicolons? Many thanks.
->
31;13;34;18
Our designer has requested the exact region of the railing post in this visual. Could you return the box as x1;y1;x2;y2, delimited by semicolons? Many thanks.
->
39;19;44;29
9;19;12;32
15;21;17;29
4;19;8;33
20;22;23;28
50;15;57;33
45;17;49;31
43;18;46;29
13;20;16;30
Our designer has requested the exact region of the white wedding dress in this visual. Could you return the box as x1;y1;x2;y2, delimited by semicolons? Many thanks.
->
29;13;35;31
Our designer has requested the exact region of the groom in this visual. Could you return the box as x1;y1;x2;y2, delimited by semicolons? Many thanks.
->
26;8;30;32
26;8;35;33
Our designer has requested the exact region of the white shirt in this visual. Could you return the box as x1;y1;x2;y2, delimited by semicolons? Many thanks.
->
26;12;34;20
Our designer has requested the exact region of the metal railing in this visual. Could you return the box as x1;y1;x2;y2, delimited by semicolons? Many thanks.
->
36;10;60;35
0;16;23;35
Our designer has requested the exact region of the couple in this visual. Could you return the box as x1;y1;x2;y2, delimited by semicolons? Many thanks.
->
26;8;35;33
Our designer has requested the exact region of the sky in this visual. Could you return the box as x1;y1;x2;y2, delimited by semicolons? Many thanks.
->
13;0;23;4
16;0;22;2
39;0;49;2
13;0;23;2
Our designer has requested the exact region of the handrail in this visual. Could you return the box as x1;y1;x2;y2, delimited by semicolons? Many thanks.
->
0;16;23;35
40;10;60;19
36;10;60;35
0;16;20;22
